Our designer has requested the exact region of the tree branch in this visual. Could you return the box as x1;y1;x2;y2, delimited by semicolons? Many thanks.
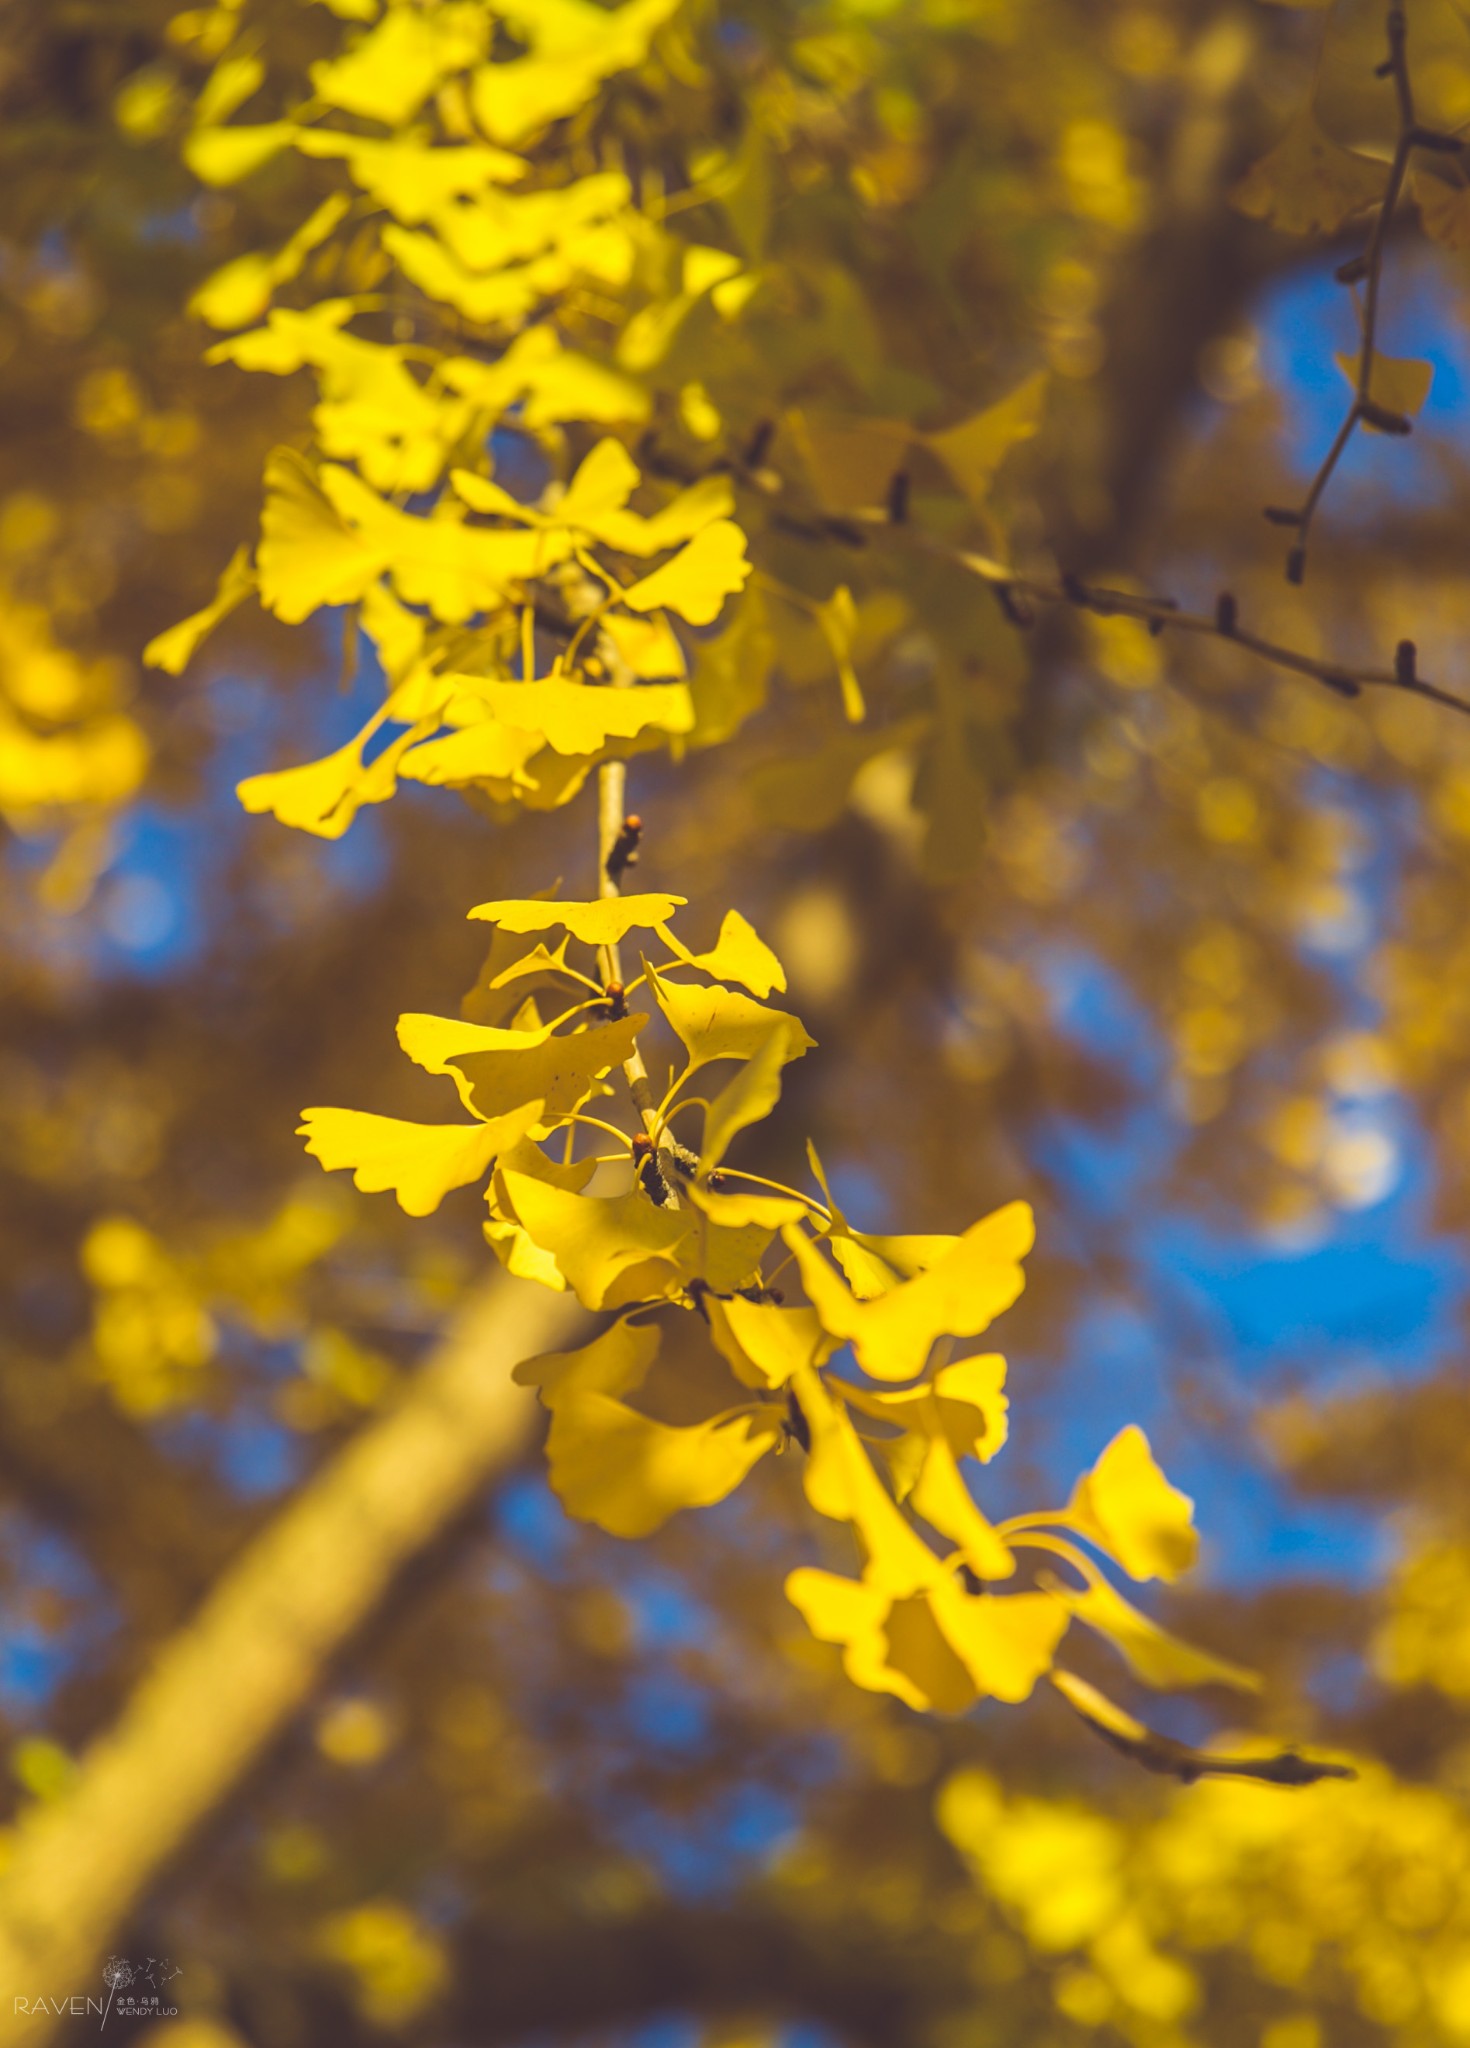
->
0;1272;587;2045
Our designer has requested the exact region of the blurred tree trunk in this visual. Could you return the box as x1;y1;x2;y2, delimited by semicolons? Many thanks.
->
0;1273;586;2046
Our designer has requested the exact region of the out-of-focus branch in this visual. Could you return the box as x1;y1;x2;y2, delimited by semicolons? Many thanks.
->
0;1271;587;2046
1269;4;1466;581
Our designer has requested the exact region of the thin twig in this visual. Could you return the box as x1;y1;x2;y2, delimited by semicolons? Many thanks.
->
1266;5;1465;581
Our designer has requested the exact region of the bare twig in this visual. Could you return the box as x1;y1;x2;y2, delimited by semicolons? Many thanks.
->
1266;5;1465;582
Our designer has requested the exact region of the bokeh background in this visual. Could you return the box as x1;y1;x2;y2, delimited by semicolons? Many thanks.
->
6;0;1470;2043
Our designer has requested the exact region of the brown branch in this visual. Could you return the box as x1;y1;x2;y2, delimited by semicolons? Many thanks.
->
0;1273;587;2047
1266;5;1465;582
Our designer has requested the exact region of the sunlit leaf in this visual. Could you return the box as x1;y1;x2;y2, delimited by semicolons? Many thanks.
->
466;895;688;945
706;1296;832;1389
1066;1426;1199;1582
256;448;388;623
513;1318;660;1402
699;1029;790;1171
909;1437;1016;1581
646;962;815;1074
297;1101;542;1216
445;678;694;754
546;1391;776;1537
499;1171;694;1310
1060;1577;1260;1693
397;1010;645;1121
144;544;255;674
657;909;787;999
1334;349;1434;425
783;1201;1034;1383
308;4;487;126
621;521;752;626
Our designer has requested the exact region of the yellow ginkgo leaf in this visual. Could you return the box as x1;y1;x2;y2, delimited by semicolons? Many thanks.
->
447;678;694;754
1060;1577;1259;1693
792;1366;945;1597
689;1186;811;1230
786;1568;913;1703
926;371;1048;506
359;583;424;683
297;1101;542;1216
398;1009;645;1123
256;449;389;623
546;1391;777;1537
498;1171;694;1310
1066;1425;1199;1582
646;962;815;1074
557;436;642;526
621;521;752;625
689;1212;774;1296
926;1580;1070;1705
829;1233;902;1299
397;721;543;789
584;474;735;558
813;585;865;724
184;121;298;187
144;544;255;675
706;1296;831;1389
236;726;422;840
194;52;266;130
1334;349;1434;426
699;1027;790;1171
484;1137;597;1291
291;132;527;223
1230;108;1387;235
317;467;573;622
188;192;351;331
908;1437;1015;1581
880;1589;982;1715
657;908;786;998
601;611;687;680
783;1200;1034;1383
467;0;683;145
466;894;687;945
308;4;486;126
858;1352;1010;1465
513;1317;660;1403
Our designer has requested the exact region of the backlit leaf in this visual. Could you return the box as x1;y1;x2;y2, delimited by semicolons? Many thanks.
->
926;372;1048;505
646;963;815;1074
513;1318;660;1402
621;521;752;625
699;1027;790;1170
706;1297;831;1388
144;544;255;675
1066;1425;1199;1582
783;1201;1034;1383
1061;1578;1259;1693
546;1391;775;1537
308;4;487;126
657;909;786;998
909;1437;1016;1581
467;895;688;945
499;1171;694;1310
446;678;694;754
1231;108;1387;235
297;1101;541;1216
1334;349;1434;424
397;1010;645;1121
256;449;387;623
